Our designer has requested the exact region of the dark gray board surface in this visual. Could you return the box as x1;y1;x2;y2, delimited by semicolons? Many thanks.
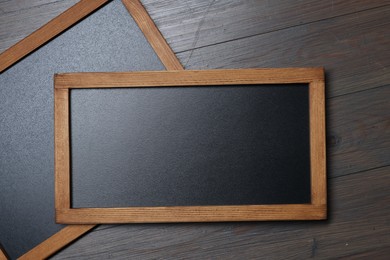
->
0;0;164;259
71;84;311;208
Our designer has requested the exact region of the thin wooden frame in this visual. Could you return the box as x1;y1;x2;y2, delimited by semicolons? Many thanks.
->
18;225;94;260
0;245;9;260
121;0;183;70
54;68;326;224
0;0;183;258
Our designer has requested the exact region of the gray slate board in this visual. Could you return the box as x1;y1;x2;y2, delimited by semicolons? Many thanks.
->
0;0;164;258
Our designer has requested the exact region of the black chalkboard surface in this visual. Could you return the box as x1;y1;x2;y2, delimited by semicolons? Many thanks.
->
54;69;327;223
70;84;311;207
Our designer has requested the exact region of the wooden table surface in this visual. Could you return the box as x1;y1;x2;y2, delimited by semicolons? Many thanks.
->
1;0;389;259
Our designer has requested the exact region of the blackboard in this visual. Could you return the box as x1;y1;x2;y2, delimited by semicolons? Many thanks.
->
0;0;166;258
55;69;327;223
70;85;310;207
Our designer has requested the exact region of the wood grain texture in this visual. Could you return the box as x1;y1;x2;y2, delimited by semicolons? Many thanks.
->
55;68;326;223
0;246;8;260
54;88;71;213
176;6;390;98
18;225;95;260
122;0;183;70
0;0;109;72
142;0;389;52
0;0;76;13
52;166;390;259
327;85;390;177
55;68;324;88
0;0;79;54
309;80;327;206
58;204;326;224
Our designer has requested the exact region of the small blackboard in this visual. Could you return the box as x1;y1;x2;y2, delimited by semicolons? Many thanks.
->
55;68;326;223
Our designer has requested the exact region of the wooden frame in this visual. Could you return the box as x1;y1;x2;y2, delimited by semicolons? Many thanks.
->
0;0;183;258
121;0;183;70
54;68;326;224
18;225;94;260
0;245;9;260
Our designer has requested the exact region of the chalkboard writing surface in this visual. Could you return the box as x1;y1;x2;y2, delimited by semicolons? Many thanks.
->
70;85;311;208
55;68;327;223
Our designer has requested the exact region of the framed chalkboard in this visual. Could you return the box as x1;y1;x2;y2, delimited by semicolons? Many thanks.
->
54;68;326;223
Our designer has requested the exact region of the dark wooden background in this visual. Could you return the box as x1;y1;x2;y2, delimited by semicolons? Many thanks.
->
1;0;389;258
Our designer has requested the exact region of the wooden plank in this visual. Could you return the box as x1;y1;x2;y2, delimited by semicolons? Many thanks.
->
0;0;79;54
339;247;390;259
142;0;389;52
58;204;326;224
18;225;95;260
0;0;109;72
309;80;326;206
177;6;390;97
54;68;324;88
52;166;390;259
328;85;390;177
54;88;71;212
122;0;183;70
0;0;77;13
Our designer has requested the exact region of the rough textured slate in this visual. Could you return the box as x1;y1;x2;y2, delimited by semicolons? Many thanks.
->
0;0;164;259
71;85;310;208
